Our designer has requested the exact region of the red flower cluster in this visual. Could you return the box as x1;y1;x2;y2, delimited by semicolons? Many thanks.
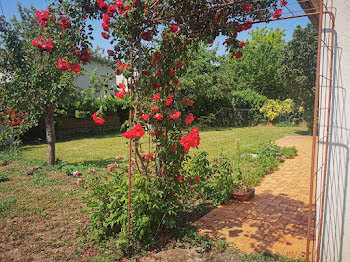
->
273;9;283;19
116;83;126;98
74;47;92;63
176;61;183;68
122;124;145;139
153;113;163;120
142;114;151;121
234;52;242;59
166;95;173;106
107;50;115;56
236;21;253;33
185;113;194;125
241;3;253;12
115;60;130;75
0;110;29;127
280;0;288;7
180;127;200;152
57;58;81;73
151;105;159;113
170;25;179;33
141;30;153;41
58;16;71;29
93;112;105;125
32;37;54;52
170;111;181;120
153;51;162;60
102;32;110;39
239;41;246;47
153;93;160;101
36;10;52;27
183;98;194;107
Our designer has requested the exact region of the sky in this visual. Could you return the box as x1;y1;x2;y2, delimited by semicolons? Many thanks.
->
1;0;310;56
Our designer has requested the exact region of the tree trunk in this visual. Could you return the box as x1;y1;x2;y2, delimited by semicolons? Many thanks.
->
44;102;56;167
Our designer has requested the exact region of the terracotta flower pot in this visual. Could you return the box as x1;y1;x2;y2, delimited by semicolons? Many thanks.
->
232;189;255;201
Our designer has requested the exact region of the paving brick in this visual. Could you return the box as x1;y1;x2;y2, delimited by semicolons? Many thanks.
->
194;136;313;259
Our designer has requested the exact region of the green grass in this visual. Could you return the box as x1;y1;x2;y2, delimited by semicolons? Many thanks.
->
20;125;307;167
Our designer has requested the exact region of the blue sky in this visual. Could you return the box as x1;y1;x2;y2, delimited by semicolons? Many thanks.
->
1;0;310;56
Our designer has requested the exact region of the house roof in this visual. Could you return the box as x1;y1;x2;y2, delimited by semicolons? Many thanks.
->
297;0;321;28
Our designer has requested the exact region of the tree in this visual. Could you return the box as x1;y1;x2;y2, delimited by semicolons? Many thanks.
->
0;3;89;166
179;44;232;118
221;26;287;100
278;23;318;131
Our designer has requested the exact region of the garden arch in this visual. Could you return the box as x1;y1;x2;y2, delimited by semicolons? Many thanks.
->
120;1;335;261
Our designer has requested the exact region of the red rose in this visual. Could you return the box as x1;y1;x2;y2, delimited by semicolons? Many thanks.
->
280;0;288;7
97;0;109;11
93;112;105;125
107;50;114;56
185;113;194;125
153;113;163;120
153;93;160;101
103;14;110;25
176;61;183;68
102;23;109;31
57;58;70;70
170;25;179;33
142;114;151;121
70;63;81;73
32;37;54;52
102;32;110;39
119;83;126;90
169;68;175;77
59;16;71;29
239;41;246;47
165;95;173;106
170;111;181;120
116;90;125;98
180;127;200;152
153;51;162;60
241;3;253;12
234;52;242;59
151;105;159;113
141;31;153;41
177;176;184;182
273;9;283;19
122;124;145;139
36;10;51;27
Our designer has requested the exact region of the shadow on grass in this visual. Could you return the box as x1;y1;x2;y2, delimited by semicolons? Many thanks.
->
293;130;312;136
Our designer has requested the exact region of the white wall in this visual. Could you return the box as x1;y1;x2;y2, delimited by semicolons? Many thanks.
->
75;60;115;90
318;1;350;261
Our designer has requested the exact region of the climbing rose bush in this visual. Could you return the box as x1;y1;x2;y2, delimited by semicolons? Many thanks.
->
67;0;287;253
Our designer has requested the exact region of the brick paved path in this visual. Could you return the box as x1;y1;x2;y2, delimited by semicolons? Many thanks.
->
195;135;313;259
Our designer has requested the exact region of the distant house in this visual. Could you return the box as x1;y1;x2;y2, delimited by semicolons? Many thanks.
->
75;57;128;92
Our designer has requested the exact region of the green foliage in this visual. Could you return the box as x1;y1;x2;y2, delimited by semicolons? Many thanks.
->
280;146;297;158
221;27;287;100
179;44;232;118
278;24;318;131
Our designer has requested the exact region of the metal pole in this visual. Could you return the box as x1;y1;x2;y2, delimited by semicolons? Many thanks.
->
306;1;324;260
315;10;335;262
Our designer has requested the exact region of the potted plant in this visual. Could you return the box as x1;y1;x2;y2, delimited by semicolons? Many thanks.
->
232;172;255;201
231;151;255;201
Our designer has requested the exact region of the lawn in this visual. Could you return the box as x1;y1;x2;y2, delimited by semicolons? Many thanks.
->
0;125;307;261
21;125;308;167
